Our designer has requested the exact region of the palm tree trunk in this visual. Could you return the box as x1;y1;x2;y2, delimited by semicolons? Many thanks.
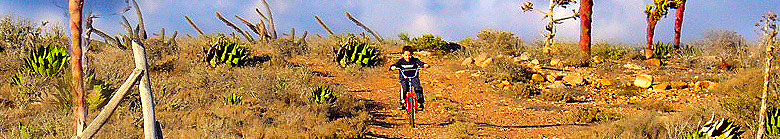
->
673;0;686;49
68;0;87;138
579;0;593;66
646;18;658;59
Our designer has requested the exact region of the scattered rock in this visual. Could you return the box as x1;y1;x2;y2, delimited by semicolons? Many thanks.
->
471;73;481;77
563;75;585;86
645;58;662;67
532;74;545;83
512;57;524;63
497;80;511;88
634;74;653;88
594;79;614;88
550;58;562;67
546;75;557;82
546;81;566;89
623;64;643;70
671;81;688;89
695;81;717;90
592;56;604;64
479;58;493;68
520;52;530;61
653;83;669;90
462;58;474;66
531;59;540;65
474;54;489;64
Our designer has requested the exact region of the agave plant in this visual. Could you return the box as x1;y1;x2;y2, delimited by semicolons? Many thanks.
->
685;116;744;139
312;86;337;105
204;39;250;67
766;108;780;135
652;42;674;59
334;35;380;67
23;45;70;76
224;93;242;105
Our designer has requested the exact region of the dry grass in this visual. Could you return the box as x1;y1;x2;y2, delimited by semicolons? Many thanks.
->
0;16;373;137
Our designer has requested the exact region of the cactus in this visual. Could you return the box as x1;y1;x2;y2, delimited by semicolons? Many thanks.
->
223;93;242;105
652;42;674;59
334;35;380;67
685;117;744;139
204;37;250;67
766;108;780;135
312;86;337;105
23;45;70;76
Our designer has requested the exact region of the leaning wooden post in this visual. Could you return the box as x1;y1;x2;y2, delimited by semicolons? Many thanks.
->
131;40;161;139
68;0;87;138
82;69;144;139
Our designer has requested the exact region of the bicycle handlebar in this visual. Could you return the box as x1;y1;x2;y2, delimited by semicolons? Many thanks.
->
397;68;422;79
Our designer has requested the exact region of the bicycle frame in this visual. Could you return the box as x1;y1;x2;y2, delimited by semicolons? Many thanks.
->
399;68;420;127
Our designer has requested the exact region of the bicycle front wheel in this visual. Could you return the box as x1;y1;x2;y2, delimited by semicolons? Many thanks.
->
408;96;416;128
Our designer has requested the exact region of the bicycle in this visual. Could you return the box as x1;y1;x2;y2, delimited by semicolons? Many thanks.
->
398;67;422;128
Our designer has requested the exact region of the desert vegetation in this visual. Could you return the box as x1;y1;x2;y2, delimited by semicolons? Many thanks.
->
1;0;780;138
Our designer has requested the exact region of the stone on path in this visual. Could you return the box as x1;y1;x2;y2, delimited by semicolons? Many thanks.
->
634;74;653;88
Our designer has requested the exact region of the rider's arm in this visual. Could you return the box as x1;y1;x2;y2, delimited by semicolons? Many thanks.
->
389;59;401;70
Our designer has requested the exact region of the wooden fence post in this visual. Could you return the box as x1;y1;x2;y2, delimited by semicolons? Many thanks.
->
82;69;144;139
131;40;162;139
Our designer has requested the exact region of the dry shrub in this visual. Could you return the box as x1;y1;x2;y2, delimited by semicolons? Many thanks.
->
691;30;762;69
591;42;639;60
565;107;623;124
438;122;478;139
635;100;675;112
588;111;667;139
484;58;533;83
540;87;586;102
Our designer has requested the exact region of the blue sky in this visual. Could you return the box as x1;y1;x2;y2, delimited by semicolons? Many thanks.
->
1;0;779;44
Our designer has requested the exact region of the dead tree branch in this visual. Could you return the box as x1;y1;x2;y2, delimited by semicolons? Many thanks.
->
82;69;144;139
315;16;334;35
260;0;277;39
216;12;255;42
345;12;383;41
235;15;263;40
131;0;147;39
184;16;205;35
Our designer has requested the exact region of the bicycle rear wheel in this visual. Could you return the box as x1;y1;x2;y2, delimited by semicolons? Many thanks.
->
407;96;416;128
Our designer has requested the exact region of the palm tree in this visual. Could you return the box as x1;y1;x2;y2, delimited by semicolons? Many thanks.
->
644;0;674;59
579;0;593;66
68;0;87;138
672;0;687;49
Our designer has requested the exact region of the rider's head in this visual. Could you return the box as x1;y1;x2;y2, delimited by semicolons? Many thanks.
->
402;45;414;61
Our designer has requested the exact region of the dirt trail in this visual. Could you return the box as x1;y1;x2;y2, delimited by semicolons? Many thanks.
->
309;56;592;138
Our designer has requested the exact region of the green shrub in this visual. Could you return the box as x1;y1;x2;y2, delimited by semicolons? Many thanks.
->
204;37;250;67
592;42;633;60
652;42;674;59
334;35;381;67
23;45;69;76
312;86;337;105
400;33;459;53
223;93;242;105
685;117;744;139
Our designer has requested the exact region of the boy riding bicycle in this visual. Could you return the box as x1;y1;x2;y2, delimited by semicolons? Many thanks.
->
389;46;429;111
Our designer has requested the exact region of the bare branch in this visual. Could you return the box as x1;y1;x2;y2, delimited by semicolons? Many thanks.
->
120;15;135;38
235;15;263;39
216;12;255;42
184;16;205;35
131;0;147;39
82;69;144;139
315;16;334;35
345;12;383;41
260;0;277;39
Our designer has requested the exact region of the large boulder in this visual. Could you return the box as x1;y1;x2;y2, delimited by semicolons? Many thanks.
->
645;58;662;67
634;74;653;88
